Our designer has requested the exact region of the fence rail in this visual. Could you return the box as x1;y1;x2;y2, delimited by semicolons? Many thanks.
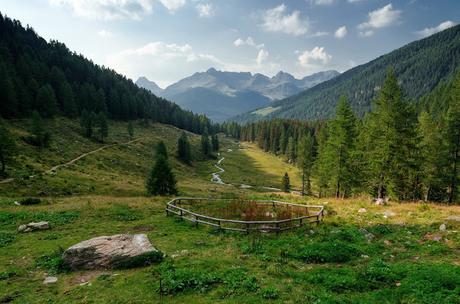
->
165;197;324;233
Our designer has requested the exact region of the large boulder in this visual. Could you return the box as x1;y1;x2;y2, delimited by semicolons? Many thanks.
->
62;234;162;270
18;221;50;232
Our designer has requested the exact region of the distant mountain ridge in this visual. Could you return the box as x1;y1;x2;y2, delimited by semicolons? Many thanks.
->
136;69;339;122
233;24;460;123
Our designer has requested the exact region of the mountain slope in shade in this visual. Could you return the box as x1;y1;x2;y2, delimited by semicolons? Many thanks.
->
136;69;339;122
233;24;460;123
135;77;163;96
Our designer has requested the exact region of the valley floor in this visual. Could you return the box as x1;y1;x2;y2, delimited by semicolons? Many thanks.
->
0;119;459;303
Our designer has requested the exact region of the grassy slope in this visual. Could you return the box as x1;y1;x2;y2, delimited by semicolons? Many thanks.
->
0;119;459;303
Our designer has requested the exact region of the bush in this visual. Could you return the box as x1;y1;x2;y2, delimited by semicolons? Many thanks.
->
0;270;17;280
260;286;280;299
116;251;164;269
291;241;361;263
35;247;68;274
160;268;221;295
19;198;41;205
0;232;15;247
222;269;259;295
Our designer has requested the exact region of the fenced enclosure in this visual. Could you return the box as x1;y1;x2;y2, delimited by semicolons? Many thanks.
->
165;198;324;233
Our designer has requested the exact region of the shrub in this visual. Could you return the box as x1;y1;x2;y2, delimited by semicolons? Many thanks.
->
35;247;68;274
116;251;164;269
19;198;41;205
223;269;259;295
0;270;17;280
0;232;15;247
291;241;361;263
159;268;221;295
260;286;280;299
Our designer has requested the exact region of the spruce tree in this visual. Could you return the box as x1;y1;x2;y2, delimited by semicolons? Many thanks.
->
445;74;460;204
127;121;134;140
315;97;357;198
282;172;290;193
211;134;219;152
177;132;191;164
0;117;16;174
96;112;108;143
155;141;168;159
146;155;177;196
287;136;296;162
35;84;58;118
30;111;51;148
201;134;210;157
297;133;315;196
365;70;417;200
80;110;94;138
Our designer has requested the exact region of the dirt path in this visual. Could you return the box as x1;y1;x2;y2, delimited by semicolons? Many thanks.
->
46;137;144;174
0;137;144;185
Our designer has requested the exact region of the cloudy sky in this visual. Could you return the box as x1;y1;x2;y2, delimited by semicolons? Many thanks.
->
1;0;458;87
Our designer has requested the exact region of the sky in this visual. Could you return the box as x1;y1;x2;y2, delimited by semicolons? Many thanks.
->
0;0;458;88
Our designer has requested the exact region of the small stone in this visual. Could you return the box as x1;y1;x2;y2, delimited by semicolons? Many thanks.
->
383;211;396;218
361;254;370;259
446;215;460;222
358;208;367;213
396;282;401;287
439;223;447;231
14;201;20;206
43;276;58;284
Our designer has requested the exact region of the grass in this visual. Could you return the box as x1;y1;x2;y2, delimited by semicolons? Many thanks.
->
0;118;459;303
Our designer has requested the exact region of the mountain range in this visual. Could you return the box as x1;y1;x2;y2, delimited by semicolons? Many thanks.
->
233;24;460;123
136;69;339;122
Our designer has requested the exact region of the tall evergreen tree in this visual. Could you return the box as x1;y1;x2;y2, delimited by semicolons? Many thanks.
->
29;111;51;148
287;136;296;162
297;133;315;196
35;84;58;118
96;112;109;143
315;97;357;198
445;74;460;204
146;155;177;196
211;134;219;152
80;110;93;138
0;117;16;174
201;134;210;157
282;172;290;193
177;132;192;164
155;141;168;159
364;69;417;200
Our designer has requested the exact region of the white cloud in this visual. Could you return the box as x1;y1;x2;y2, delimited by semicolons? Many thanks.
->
159;0;185;12
298;46;331;66
359;30;374;37
358;4;402;30
310;0;334;5
334;26;347;38
49;0;154;20
196;3;214;18
416;20;457;38
233;37;264;49
256;49;269;65
97;29;114;38
261;4;309;36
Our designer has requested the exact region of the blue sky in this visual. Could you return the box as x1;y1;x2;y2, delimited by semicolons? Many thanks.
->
0;0;458;87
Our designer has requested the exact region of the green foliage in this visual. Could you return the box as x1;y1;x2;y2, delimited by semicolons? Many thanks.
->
110;204;142;221
260;286;280;299
35;247;68;274
127;121;134;140
0;210;80;228
116;251;163;269
19;197;41;205
28;111;51;148
0;232;15;247
146;155;177;196
177;132;192;164
222;269;259;295
281;172;290;193
96;112;109;143
291;241;360;263
155;141;168;159
201;133;211;157
297;133;315;195
159;268;221;295
211;134;219;152
35;84;58;118
0;116;15;173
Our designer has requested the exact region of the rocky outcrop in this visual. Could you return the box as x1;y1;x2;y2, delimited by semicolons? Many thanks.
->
18;221;50;232
62;234;162;270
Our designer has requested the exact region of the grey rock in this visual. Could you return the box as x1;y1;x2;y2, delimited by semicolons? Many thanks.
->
439;223;447;231
18;221;50;233
446;215;460;222
383;211;396;218
62;234;159;270
43;276;58;284
358;208;367;213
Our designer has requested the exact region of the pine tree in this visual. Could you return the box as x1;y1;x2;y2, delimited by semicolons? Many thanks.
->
96;112;108;143
0;117;16;174
155;141;168;159
0;60;17;118
445;74;460;204
80;110;93;138
30;111;51;148
287;136;296;162
201;134;210;157
297;133;315;196
35;84;58;118
282;172;290;193
177;132;192;164
315;97;357;198
365;69;417;200
211;134;219;152
127;121;134;140
146;155;177;196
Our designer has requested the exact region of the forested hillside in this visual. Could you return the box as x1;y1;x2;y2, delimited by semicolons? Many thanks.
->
234;24;460;122
0;14;214;134
225;71;460;203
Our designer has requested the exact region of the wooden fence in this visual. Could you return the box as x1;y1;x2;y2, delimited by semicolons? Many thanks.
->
165;197;324;233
